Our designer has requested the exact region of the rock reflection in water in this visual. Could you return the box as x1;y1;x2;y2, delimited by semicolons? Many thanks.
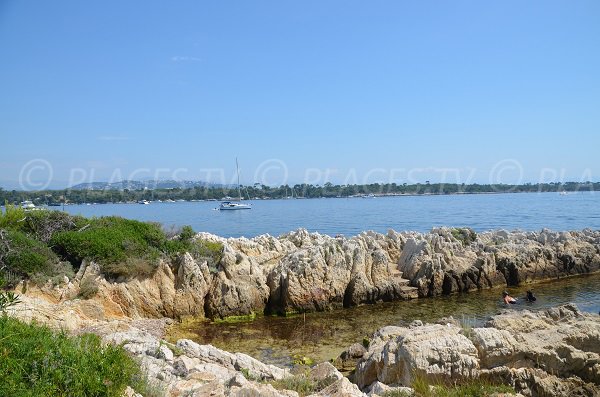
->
174;273;600;367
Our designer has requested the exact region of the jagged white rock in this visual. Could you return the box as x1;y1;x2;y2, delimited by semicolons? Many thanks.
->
355;304;600;396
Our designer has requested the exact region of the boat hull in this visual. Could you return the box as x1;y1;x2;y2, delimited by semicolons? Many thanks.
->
219;206;251;210
219;201;251;210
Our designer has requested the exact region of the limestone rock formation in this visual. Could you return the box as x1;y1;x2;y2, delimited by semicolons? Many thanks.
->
474;304;600;390
9;257;600;397
354;304;600;397
354;321;480;388
15;228;600;321
267;230;417;315
203;243;272;318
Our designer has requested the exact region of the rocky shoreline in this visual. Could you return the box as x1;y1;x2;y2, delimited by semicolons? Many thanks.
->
5;227;600;396
353;304;600;396
8;297;600;396
22;227;599;322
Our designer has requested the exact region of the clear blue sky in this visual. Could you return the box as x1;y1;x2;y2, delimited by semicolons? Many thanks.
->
1;1;599;189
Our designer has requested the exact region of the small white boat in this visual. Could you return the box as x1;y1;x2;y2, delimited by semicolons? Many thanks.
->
137;200;150;205
559;191;568;196
219;201;251;210
20;200;44;211
219;158;252;211
20;200;36;209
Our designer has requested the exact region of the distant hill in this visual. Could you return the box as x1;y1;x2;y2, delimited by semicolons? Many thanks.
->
70;180;228;190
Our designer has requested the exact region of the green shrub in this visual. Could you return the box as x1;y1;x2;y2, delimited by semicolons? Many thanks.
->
0;276;21;314
292;354;314;366
440;381;514;397
29;261;75;287
270;372;337;396
0;205;79;241
408;372;515;397
412;374;432;397
178;225;195;242
78;276;99;299
0;316;148;397
187;239;223;268
102;257;158;279
24;210;79;243
450;228;477;247
0;291;20;314
50;217;166;278
3;214;218;283
362;336;371;348
0;229;60;283
0;203;27;231
163;226;222;268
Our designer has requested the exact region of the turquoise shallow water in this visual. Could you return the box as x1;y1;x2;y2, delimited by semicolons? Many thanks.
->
173;273;600;367
55;191;600;238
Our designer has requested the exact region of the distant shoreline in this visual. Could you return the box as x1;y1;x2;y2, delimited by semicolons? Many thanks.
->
1;181;598;206
0;189;591;207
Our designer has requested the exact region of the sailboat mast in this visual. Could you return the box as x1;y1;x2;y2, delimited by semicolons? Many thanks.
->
236;157;241;201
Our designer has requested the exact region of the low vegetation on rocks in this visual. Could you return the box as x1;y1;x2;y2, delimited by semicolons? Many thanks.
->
0;277;20;313
0;316;148;397
450;227;477;247
269;371;337;396
405;375;515;397
0;204;222;284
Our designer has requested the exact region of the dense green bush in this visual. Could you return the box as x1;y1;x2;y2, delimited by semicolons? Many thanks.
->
188;240;223;268
0;205;78;240
163;225;223;269
24;210;80;243
0;316;147;397
178;225;195;242
1;208;221;282
0;206;78;285
28;261;75;287
0;229;60;279
0;203;27;230
50;217;167;278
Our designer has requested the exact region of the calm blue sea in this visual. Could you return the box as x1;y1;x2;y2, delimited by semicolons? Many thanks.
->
51;191;600;237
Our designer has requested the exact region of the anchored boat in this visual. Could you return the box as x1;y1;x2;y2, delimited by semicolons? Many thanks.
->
219;158;251;211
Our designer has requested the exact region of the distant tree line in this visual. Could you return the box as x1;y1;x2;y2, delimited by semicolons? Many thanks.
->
1;181;599;205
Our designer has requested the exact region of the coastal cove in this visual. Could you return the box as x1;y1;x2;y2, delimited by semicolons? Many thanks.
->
3;205;600;396
172;272;600;367
52;191;600;238
5;1;600;394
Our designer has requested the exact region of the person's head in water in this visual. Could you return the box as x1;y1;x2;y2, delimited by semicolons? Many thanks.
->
526;290;537;302
503;291;509;297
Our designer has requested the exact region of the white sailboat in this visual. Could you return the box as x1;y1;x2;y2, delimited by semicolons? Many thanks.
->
20;200;37;210
219;158;252;210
